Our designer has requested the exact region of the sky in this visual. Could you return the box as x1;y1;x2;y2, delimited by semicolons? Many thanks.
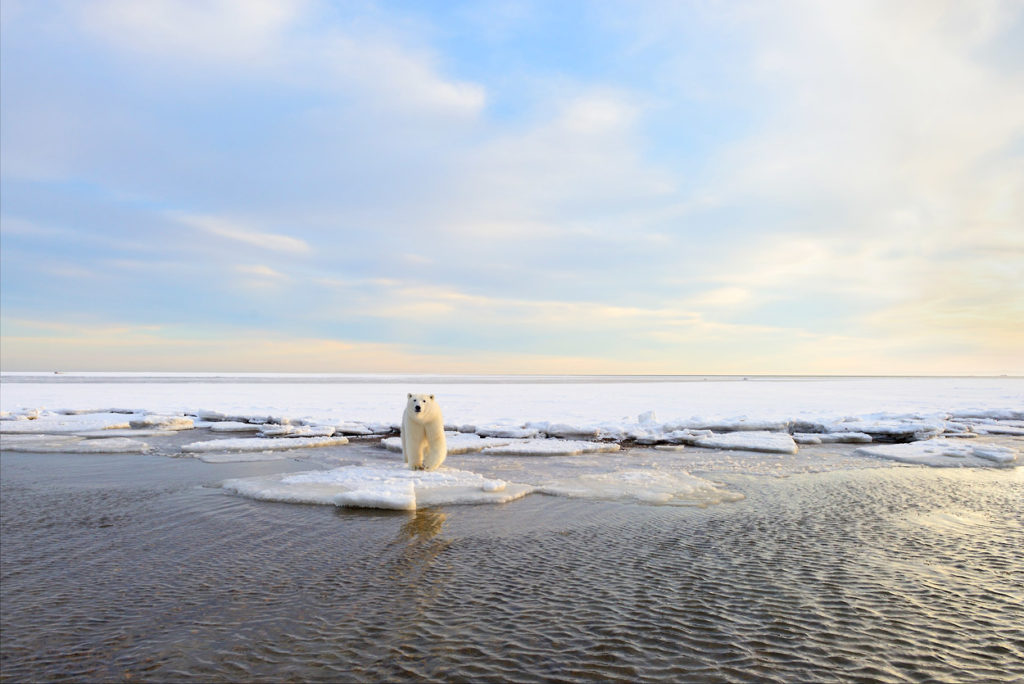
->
1;0;1022;375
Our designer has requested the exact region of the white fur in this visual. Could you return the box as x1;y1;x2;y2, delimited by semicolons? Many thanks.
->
401;393;447;470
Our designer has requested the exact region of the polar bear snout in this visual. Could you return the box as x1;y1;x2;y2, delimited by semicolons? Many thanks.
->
414;405;422;413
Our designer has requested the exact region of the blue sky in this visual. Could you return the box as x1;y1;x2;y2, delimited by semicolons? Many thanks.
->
2;0;1022;374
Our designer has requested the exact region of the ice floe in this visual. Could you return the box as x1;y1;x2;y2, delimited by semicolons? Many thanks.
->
540;469;744;507
693;431;799;454
0;434;151;454
222;464;532;510
856;439;1019;467
180;435;349;455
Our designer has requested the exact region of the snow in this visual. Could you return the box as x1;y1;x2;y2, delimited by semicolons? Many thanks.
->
693;431;799;454
540;469;745;507
0;434;151;453
180;436;349;454
222;464;533;510
855;439;1019;467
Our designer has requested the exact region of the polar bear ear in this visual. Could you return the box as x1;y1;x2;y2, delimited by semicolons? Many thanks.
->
429;394;435;400
408;393;412;398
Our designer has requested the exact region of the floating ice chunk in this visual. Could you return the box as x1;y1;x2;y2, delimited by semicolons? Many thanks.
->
855;439;1018;467
258;424;336;438
638;410;658;425
694;431;798;454
475;425;541;439
540;469;744;507
792;432;872;445
180;435;349;454
0;434;150;453
209;421;262;433
128;415;194;430
0;411;137;433
481;439;620;456
222;464;533;510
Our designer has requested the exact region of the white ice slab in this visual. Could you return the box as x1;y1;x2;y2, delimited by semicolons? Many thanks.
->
694;431;799;454
0;412;138;433
0;434;151;453
180;435;349;454
222;464;533;510
128;414;195;430
856;439;1018;467
475;425;542;439
480;439;620;456
540;469;744;506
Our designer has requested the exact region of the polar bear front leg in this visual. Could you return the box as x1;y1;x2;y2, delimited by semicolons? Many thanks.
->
421;421;448;470
403;421;425;469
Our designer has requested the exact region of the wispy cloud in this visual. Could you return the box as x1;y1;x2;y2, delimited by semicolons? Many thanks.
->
174;214;309;254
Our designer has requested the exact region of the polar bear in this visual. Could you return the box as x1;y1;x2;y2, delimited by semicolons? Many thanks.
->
402;393;447;470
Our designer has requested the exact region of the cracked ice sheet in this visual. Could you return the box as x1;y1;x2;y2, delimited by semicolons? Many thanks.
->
0;434;151;453
856;439;1018;467
222;464;532;510
540;469;744;507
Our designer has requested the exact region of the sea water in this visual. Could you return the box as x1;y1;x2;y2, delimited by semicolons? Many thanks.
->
1;443;1022;682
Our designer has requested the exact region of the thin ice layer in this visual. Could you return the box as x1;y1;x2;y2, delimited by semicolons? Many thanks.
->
180;435;349;454
222;464;533;510
855;439;1018;467
540;469;744;506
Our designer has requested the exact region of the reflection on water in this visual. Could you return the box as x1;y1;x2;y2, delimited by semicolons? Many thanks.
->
1;452;1022;683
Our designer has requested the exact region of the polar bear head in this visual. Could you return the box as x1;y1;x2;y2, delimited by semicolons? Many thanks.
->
406;393;439;423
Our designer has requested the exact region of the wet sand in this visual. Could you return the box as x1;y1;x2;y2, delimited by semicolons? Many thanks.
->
2;446;1022;682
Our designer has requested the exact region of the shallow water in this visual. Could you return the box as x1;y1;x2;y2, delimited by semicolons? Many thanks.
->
2;449;1022;682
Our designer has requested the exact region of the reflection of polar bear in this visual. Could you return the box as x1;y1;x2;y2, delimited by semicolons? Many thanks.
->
402;393;447;470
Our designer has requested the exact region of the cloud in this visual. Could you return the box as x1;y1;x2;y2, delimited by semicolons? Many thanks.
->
77;0;304;66
174;213;309;254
